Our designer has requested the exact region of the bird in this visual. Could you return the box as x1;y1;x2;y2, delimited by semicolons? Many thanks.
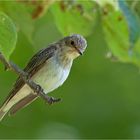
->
0;34;87;121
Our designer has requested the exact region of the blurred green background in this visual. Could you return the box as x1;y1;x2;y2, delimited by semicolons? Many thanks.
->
0;0;140;139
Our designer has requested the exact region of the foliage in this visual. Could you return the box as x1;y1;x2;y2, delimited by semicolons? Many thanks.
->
0;11;17;60
101;0;140;66
0;0;140;67
50;1;97;36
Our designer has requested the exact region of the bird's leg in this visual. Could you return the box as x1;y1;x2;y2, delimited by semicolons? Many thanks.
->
33;84;61;105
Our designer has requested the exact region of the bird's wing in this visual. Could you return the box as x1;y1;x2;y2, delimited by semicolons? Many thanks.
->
1;45;57;111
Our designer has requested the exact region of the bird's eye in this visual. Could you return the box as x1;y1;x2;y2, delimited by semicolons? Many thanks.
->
70;40;75;46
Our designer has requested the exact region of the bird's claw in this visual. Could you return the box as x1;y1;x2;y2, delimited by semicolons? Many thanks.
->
33;84;61;105
46;96;62;105
35;84;43;93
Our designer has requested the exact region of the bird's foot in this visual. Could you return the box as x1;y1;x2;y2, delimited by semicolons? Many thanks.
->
35;84;61;104
35;84;44;93
45;96;62;105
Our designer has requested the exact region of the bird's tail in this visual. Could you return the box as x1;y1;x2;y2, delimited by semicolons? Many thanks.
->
0;93;38;121
0;104;9;122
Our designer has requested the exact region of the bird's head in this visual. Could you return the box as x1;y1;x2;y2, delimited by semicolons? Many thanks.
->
59;34;87;59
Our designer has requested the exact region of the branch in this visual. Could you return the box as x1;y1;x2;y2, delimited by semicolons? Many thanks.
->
0;52;61;104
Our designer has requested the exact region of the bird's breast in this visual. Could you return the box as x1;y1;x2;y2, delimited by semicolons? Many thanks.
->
32;56;72;94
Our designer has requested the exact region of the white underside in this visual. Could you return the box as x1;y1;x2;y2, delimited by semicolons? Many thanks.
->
3;56;72;112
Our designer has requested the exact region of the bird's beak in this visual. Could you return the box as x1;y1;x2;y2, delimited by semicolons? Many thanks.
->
74;46;83;55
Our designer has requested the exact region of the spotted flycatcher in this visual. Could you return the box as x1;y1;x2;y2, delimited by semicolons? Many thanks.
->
0;34;87;121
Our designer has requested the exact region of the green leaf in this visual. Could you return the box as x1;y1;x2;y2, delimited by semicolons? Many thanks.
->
102;9;130;62
0;1;34;44
0;12;17;60
94;0;119;10
119;0;140;50
101;0;140;67
50;1;98;36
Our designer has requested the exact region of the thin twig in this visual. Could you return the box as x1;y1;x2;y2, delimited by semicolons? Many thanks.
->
0;52;60;104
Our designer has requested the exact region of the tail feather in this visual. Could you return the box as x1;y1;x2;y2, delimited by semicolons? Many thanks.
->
0;93;38;121
0;84;36;121
0;107;8;122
